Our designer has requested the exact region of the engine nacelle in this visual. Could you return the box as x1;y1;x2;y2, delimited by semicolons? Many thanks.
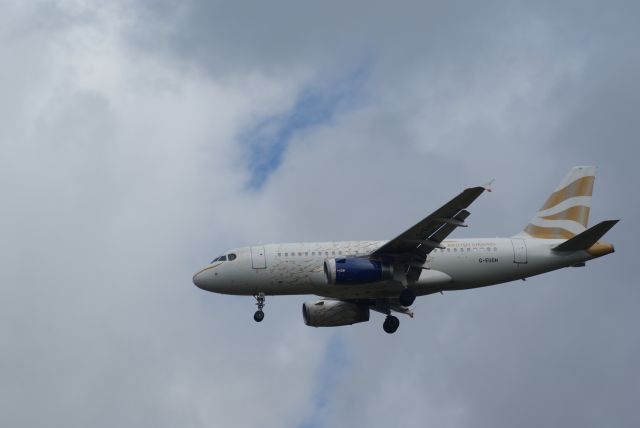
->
302;300;370;327
324;258;393;285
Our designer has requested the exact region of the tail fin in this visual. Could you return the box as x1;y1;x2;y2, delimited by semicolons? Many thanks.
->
519;166;597;239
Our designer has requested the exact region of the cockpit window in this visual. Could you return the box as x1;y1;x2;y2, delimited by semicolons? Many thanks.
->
210;253;236;263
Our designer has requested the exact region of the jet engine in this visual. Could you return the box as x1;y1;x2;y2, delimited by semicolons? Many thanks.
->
302;300;370;327
324;258;393;285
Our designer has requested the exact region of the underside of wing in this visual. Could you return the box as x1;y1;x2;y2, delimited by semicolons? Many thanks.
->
371;186;487;265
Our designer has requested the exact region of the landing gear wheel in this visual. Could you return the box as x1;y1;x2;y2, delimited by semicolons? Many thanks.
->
253;293;265;322
399;288;416;307
383;315;400;334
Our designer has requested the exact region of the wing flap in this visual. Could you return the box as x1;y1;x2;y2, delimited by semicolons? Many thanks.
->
428;210;471;244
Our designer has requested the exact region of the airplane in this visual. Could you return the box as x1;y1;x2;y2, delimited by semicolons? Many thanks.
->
193;166;618;333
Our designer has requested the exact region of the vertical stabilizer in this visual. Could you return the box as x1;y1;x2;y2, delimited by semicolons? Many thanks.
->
519;166;596;239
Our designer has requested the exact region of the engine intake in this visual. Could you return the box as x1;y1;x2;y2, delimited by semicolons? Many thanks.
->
324;258;393;285
302;300;370;327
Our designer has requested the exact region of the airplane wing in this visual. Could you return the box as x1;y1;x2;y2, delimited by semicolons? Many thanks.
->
371;186;487;271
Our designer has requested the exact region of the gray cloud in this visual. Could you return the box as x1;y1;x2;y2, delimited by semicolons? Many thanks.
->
1;1;638;427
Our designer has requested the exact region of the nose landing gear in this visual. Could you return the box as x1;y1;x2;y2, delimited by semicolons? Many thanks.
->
253;293;265;322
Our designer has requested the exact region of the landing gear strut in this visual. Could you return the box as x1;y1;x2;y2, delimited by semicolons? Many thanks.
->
253;293;265;322
383;315;400;334
399;288;416;307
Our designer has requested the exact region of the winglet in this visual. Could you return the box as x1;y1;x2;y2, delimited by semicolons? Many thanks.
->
552;219;619;252
483;179;495;192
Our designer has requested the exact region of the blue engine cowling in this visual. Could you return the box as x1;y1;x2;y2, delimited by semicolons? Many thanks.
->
324;258;394;285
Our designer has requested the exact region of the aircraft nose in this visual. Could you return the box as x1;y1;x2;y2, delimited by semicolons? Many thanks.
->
193;268;209;290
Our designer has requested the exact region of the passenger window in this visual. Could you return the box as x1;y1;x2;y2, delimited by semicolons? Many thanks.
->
325;251;329;256
278;253;281;257
486;247;490;252
338;251;342;255
494;247;498;252
305;252;308;256
227;253;236;261
446;248;450;252
285;253;288;256
311;252;315;256
332;251;335;255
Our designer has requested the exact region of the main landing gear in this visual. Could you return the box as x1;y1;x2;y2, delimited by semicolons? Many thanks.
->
375;299;404;334
398;288;416;307
253;293;265;322
383;315;400;334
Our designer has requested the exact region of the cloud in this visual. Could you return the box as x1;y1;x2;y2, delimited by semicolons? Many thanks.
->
1;1;638;427
241;65;369;189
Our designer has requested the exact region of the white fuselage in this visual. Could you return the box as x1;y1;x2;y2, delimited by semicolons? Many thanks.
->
193;237;594;299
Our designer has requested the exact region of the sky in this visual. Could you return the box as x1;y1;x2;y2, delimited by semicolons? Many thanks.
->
1;1;638;427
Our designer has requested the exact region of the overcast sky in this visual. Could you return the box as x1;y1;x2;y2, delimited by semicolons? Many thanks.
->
1;1;638;427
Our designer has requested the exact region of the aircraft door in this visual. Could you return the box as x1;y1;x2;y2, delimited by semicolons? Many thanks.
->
251;246;267;269
511;239;528;264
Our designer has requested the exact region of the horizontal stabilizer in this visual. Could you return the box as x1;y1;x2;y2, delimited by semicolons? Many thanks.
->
552;220;619;252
